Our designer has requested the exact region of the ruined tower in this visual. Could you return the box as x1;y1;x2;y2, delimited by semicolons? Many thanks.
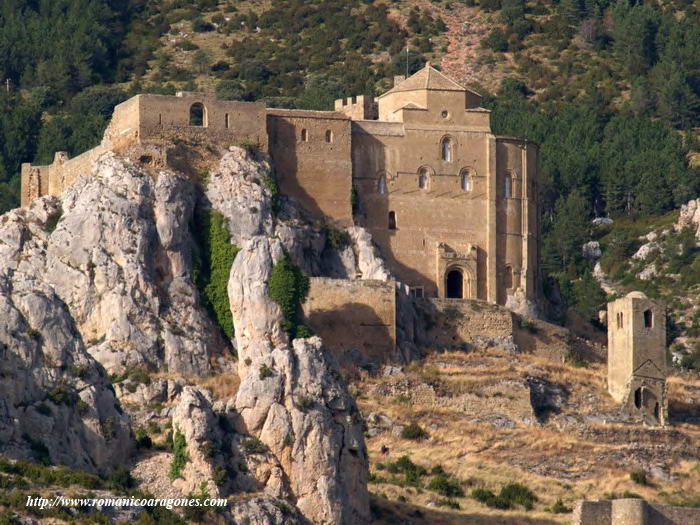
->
607;291;667;425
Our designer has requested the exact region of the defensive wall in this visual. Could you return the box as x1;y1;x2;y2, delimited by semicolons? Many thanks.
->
573;499;700;525
302;278;396;372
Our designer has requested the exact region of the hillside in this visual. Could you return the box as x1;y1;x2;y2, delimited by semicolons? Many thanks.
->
358;348;700;523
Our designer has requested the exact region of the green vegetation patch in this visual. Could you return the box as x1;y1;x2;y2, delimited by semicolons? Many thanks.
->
169;426;189;480
268;253;310;339
193;209;239;340
472;482;538;510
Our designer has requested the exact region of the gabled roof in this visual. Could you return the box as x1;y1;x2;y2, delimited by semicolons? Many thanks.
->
378;63;471;99
392;102;427;113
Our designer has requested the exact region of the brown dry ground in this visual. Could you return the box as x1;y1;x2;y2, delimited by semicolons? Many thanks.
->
354;348;700;524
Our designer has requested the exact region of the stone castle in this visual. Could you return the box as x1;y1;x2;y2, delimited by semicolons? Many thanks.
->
22;64;538;308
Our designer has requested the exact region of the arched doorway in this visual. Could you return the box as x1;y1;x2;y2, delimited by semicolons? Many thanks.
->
446;269;463;299
189;103;206;126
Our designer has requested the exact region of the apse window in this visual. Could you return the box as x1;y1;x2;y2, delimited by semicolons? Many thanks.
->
418;168;429;190
504;173;512;199
441;137;452;162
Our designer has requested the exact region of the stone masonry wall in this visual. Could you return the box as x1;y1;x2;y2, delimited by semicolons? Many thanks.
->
302;278;396;372
572;499;700;525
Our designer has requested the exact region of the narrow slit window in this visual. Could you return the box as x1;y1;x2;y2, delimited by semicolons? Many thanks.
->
644;309;652;328
378;176;387;195
441;137;452;162
325;130;333;143
388;211;397;230
461;170;471;191
225;113;230;129
504;174;512;199
301;128;308;142
418;168;429;190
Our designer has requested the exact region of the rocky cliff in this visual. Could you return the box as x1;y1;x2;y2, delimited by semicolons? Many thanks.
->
0;146;372;523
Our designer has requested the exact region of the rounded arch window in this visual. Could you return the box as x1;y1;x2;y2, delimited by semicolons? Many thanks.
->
460;168;473;191
504;265;514;289
388;211;397;230
301;128;308;142
418;168;429;190
325;130;333;143
378;175;387;195
189;103;206;127
441;136;453;162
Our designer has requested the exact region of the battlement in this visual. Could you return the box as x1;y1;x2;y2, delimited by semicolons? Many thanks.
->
334;95;378;121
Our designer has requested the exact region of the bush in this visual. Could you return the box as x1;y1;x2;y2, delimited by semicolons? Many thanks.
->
169;427;189;480
400;423;428;440
106;467;134;490
268;254;310;338
630;470;648;486
193;210;239;340
428;473;464;497
483;29;509;52
550;498;572;513
385;456;428;486
472;482;538;510
326;227;351;250
259;364;274;380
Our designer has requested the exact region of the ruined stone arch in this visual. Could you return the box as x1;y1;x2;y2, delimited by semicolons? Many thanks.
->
440;135;453;162
189;102;207;127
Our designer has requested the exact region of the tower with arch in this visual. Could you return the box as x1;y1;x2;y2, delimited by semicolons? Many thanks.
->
607;292;668;425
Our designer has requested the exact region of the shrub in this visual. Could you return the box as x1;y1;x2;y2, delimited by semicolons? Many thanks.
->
326;227;351;250
259;364;274;380
630;470;648;486
45;208;63;233
106;467;134;490
213;465;227;486
550;498;572;513
483;29;509;52
295;324;314;339
428;473;464;497
386;455;428;486
193;210;239;340
268;254;310;338
400;423;428;440
294;395;315;412
472;482;538;510
169;427;189;480
436;498;460;509
242;437;267;455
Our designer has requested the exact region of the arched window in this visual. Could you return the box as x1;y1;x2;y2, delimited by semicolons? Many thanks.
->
189;103;205;126
504;266;513;289
460;169;472;191
301;129;308;142
441;137;452;162
504;173;512;199
378;176;387;195
388;211;397;230
325;130;333;143
644;309;653;328
225;113;230;129
418;168;429;190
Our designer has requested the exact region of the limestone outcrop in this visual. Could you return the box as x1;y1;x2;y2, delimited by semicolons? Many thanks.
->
0;197;132;473
677;198;700;240
229;237;370;525
44;153;222;376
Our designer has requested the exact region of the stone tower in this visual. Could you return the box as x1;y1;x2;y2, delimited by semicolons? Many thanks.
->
607;291;667;425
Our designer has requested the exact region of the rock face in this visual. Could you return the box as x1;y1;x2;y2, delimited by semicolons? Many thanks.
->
229;237;370;525
348;226;391;281
0;197;132;473
677;198;700;239
205;147;274;246
582;241;602;259
44;153;221;376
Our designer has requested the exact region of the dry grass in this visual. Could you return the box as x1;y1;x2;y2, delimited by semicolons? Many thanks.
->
194;372;240;401
357;348;700;523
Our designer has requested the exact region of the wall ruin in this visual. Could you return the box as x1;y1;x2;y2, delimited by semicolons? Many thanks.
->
573;499;700;525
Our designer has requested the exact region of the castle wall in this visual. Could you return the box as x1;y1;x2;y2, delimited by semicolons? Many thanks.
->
267;109;353;226
302;278;396;371
572;499;700;525
136;93;268;150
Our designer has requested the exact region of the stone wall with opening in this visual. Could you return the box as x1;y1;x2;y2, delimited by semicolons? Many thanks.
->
267;109;353;226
